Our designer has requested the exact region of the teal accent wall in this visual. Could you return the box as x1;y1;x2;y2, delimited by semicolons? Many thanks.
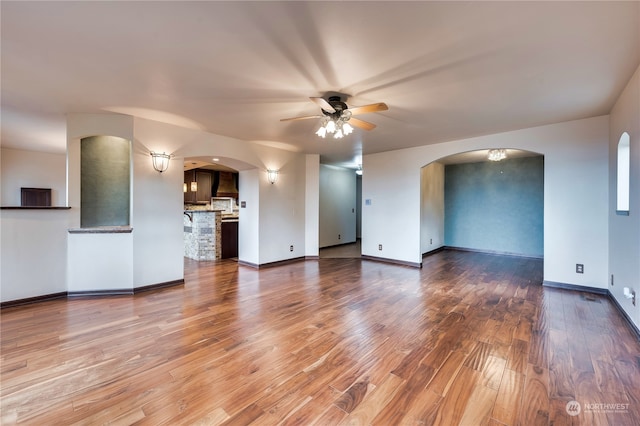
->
445;156;544;257
81;136;130;227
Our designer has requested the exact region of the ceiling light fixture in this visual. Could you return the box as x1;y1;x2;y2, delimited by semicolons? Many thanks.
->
150;152;172;172
315;111;354;140
487;149;507;162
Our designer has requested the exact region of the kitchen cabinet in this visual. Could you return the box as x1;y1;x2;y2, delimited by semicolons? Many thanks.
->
221;220;238;259
196;171;212;202
184;170;214;203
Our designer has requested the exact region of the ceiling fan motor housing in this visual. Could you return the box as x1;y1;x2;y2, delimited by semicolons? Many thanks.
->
323;96;349;119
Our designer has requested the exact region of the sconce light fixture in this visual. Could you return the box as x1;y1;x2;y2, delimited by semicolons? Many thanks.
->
267;169;278;184
355;164;363;176
183;183;187;193
150;152;172;172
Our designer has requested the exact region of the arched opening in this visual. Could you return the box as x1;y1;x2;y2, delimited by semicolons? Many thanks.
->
421;148;544;259
617;132;630;213
183;156;251;262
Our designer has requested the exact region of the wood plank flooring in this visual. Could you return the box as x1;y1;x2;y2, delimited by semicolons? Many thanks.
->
2;250;639;425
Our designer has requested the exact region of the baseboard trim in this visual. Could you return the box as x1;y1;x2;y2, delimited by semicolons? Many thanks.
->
134;279;185;294
361;255;422;269
0;292;67;309
607;291;640;341
305;255;320;260
542;280;608;295
445;246;544;259
422;247;445;258
239;256;307;269
68;289;133;298
2;279;186;308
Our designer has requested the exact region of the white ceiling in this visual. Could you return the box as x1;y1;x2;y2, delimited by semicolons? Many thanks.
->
2;1;639;168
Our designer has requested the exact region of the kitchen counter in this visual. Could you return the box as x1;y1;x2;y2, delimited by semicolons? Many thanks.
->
184;210;222;261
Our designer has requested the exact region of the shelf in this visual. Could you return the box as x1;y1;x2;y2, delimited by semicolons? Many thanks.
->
1;206;71;210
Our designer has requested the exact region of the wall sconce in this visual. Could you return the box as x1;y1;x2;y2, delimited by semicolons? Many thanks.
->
267;169;278;184
183;183;187;193
355;164;363;175
150;152;172;172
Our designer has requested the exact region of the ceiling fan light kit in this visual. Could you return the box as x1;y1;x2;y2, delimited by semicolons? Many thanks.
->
281;95;388;139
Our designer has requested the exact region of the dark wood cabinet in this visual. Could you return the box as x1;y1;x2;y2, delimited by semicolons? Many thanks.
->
21;188;52;207
184;170;196;203
196;171;212;202
184;170;213;203
221;221;238;259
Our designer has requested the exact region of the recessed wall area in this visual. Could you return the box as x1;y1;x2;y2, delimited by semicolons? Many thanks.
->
421;151;544;259
81;135;131;227
445;156;544;257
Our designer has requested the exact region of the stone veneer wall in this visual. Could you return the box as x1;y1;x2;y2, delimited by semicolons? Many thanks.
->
184;211;222;261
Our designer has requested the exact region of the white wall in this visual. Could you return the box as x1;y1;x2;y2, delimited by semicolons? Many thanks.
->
259;154;306;264
1;148;66;206
131;142;184;287
305;154;320;257
1;148;70;302
609;64;640;329
239;168;260;265
66;114;139;293
67;232;133;292
1;209;70;301
364;115;609;288
319;165;357;248
420;162;445;254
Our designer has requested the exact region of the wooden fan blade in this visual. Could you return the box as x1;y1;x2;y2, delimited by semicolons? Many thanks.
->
309;97;336;113
280;115;322;122
349;117;376;131
348;102;388;116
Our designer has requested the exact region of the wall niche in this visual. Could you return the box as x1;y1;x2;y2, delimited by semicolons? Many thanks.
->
81;135;131;227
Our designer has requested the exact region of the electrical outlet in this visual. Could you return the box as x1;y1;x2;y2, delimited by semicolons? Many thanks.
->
624;287;636;306
378;244;382;251
611;274;614;286
289;245;293;252
338;234;341;240
576;264;584;274
430;238;433;245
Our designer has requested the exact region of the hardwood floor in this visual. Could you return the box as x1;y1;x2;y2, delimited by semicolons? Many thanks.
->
2;250;639;425
319;240;361;259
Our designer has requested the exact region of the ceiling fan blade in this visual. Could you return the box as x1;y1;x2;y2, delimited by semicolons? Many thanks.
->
348;102;389;116
309;97;336;113
280;115;322;122
349;117;376;131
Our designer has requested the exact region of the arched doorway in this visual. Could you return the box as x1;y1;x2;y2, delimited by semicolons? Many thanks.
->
183;156;254;262
421;148;544;260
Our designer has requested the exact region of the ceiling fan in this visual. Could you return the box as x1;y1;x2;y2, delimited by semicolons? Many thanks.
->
280;95;388;138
